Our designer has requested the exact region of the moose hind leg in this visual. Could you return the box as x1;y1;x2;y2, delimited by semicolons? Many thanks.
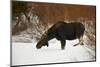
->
60;40;66;50
79;36;84;45
73;36;83;46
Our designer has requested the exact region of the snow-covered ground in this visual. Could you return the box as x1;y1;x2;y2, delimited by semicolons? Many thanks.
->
12;38;95;66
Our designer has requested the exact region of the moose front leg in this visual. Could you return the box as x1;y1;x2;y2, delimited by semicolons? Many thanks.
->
60;40;66;50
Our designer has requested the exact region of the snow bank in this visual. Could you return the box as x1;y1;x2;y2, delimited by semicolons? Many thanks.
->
12;38;95;66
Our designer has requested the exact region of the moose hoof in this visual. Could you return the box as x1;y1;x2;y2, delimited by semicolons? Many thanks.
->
61;47;65;50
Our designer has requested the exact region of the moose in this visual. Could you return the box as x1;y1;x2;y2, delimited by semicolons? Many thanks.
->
36;21;85;50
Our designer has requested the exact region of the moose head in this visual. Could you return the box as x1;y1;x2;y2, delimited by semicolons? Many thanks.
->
36;32;49;49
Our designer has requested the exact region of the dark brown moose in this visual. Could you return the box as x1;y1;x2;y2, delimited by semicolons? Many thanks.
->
36;21;85;50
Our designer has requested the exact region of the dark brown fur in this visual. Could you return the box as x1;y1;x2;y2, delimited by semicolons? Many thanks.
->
36;21;85;50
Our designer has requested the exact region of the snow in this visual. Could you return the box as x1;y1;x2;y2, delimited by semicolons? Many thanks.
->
12;38;95;66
